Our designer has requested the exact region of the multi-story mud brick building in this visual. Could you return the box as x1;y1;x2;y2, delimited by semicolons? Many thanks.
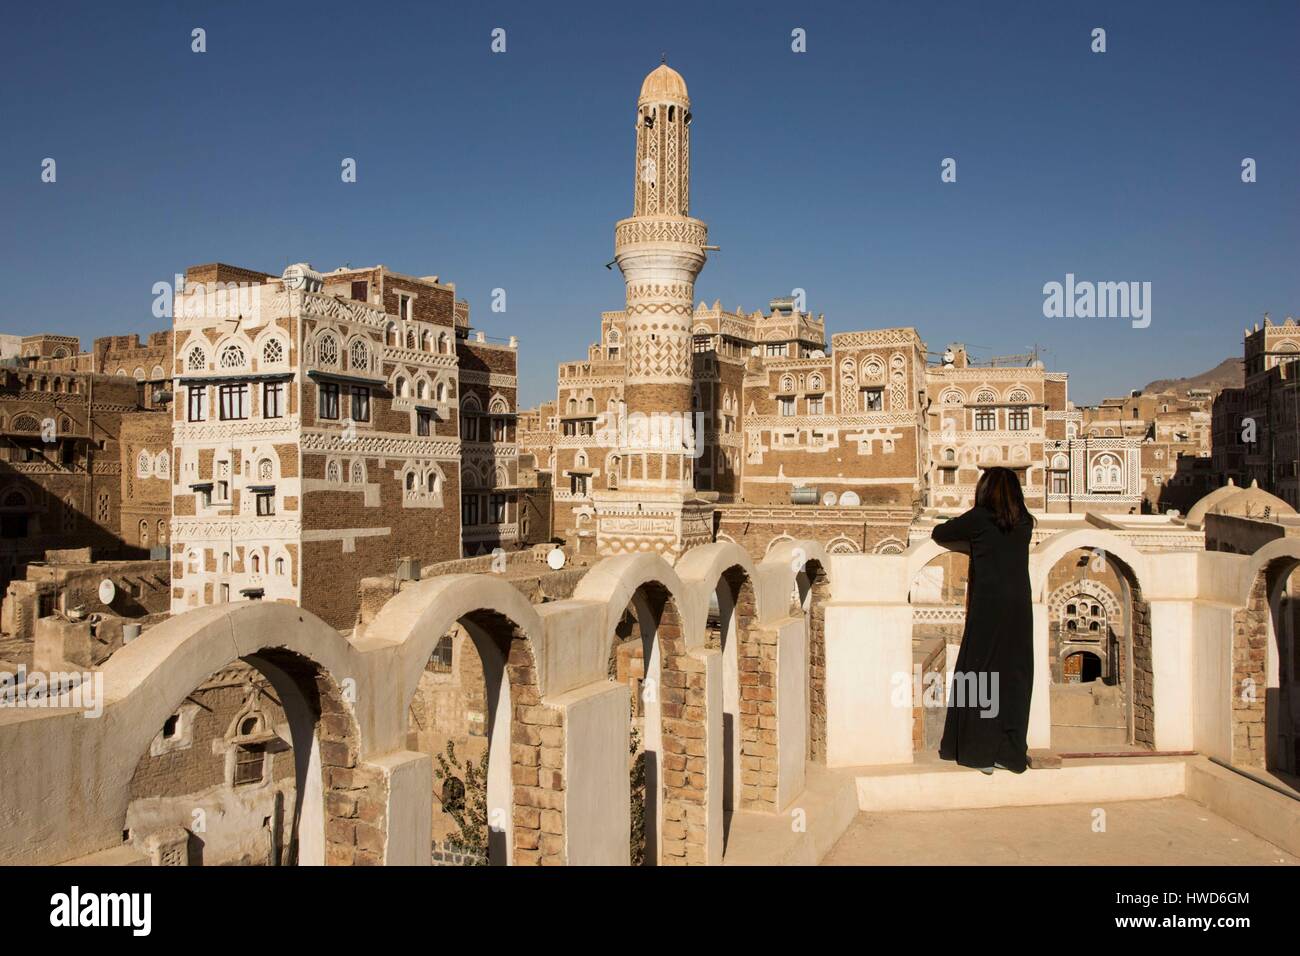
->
0;350;166;587
168;262;518;630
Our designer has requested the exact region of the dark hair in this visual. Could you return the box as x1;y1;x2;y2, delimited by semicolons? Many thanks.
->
974;467;1034;532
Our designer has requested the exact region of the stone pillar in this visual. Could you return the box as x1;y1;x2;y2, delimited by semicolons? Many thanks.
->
1029;603;1052;750
824;601;914;766
1148;600;1195;751
773;616;808;809
370;750;432;866
556;680;630;866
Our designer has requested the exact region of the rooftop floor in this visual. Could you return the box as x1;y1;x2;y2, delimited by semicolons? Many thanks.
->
822;796;1296;866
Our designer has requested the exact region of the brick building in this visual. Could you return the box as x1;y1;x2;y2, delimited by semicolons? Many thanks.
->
0;361;155;591
1212;316;1300;508
169;261;517;630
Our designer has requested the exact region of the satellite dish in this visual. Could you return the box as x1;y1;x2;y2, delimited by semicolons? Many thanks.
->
840;491;861;507
546;548;566;570
750;346;761;357
822;491;838;506
98;579;116;605
811;350;825;358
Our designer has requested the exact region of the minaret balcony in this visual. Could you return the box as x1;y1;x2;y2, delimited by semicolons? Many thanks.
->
614;216;708;251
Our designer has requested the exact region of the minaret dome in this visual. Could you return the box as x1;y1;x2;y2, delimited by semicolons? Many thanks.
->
638;62;690;107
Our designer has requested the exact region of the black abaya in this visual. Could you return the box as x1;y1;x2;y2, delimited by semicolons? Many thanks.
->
931;505;1034;773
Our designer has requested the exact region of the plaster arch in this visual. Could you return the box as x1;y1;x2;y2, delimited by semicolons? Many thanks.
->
1238;538;1300;608
1030;529;1149;602
676;540;761;621
573;552;700;662
92;602;368;866
361;573;548;720
906;537;956;593
100;602;365;769
763;538;832;592
1232;542;1300;771
359;573;557;864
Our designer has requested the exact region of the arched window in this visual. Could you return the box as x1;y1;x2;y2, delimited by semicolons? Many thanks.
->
351;460;364;484
416;379;428;400
275;557;285;575
406;330;416;350
137;450;152;477
186;344;207;371
395;376;408;398
218;344;246;369
439;332;450;354
349;339;369;371
435;381;446;402
427;471;439;493
317;332;339;367
385;322;398;347
258;458;273;481
261;338;284;365
251;553;260;574
421;330;432;352
405;472;415;492
326;460;340;482
1090;454;1122;488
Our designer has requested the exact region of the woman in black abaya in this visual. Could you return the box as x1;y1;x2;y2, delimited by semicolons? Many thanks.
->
931;466;1035;774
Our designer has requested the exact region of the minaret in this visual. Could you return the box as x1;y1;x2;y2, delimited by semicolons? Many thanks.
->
593;61;714;561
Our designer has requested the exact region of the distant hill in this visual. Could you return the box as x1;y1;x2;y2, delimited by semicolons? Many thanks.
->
1143;357;1243;396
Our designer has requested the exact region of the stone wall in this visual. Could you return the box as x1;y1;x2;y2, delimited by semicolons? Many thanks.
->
1130;589;1154;749
1233;572;1269;766
803;560;831;764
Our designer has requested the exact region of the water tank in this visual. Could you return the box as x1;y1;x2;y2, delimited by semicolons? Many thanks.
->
790;486;819;505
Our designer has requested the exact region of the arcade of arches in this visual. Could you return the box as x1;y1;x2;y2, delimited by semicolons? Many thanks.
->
3;531;1299;866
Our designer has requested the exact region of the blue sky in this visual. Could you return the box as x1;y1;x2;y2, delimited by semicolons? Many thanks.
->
2;0;1296;406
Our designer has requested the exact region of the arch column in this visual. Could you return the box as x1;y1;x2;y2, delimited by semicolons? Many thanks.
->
555;680;631;865
1148;599;1195;751
770;616;808;808
825;600;914;766
366;750;433;866
1030;602;1051;750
